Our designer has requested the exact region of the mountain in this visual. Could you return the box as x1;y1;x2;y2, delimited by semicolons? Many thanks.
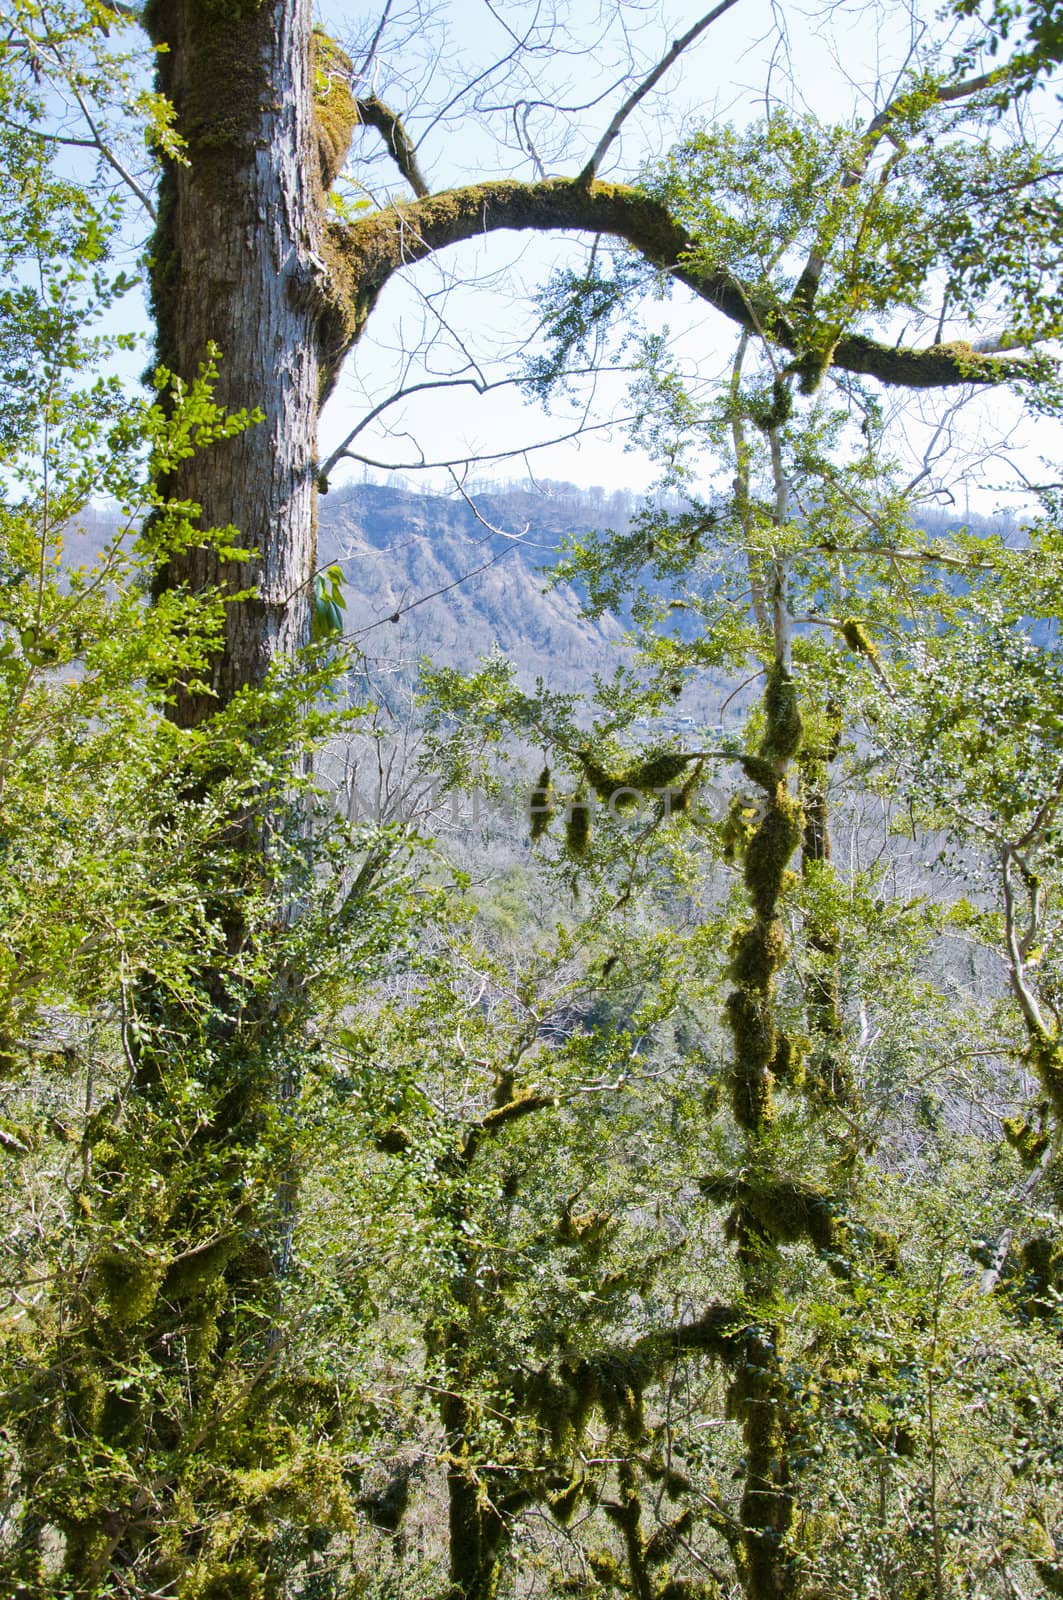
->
317;480;629;691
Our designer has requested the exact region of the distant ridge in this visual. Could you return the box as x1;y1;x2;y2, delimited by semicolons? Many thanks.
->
318;480;628;689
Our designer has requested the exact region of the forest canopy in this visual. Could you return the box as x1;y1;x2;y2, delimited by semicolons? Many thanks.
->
0;2;1061;1599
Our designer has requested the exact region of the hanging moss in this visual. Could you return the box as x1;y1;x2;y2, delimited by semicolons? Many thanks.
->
706;1175;842;1255
1027;1037;1063;1122
190;0;267;20
739;754;780;793
839;617;879;662
67;1361;107;1435
769;1031;807;1090
751;374;793;431
587;1551;626;1587
163;1234;239;1298
375;1123;413;1153
548;1475;585;1526
578;750;621;802
0;1114;35;1154
794;341;837;395
725;987;777;1129
558;1204;614;1250
359;1463;412;1531
1003;1113;1050;1168
720;795;758;860
750;1181;838;1252
529;766;555;839
620;750;694;793
1017;1234;1063;1321
93;1249;166;1329
638;1456;693;1499
658;1582;722;1600
644;1509;693;1566
566;794;593;856
669;769;701;814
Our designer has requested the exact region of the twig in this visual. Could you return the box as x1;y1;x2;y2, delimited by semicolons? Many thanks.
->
578;0;745;185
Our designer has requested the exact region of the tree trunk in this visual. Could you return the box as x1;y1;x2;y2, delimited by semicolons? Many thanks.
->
146;0;332;723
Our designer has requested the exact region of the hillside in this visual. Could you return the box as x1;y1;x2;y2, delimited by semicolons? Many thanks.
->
317;480;627;691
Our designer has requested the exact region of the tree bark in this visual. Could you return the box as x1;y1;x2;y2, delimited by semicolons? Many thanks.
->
146;0;338;724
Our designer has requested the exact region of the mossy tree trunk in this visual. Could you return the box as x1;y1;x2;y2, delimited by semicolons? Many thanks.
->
146;0;344;726
798;704;848;1103
720;420;804;1600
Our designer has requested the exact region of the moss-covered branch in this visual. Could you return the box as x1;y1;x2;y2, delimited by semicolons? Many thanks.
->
330;179;1036;392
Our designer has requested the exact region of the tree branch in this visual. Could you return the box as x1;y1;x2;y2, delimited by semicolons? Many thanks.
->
791;68;1006;315
578;0;745;186
331;178;1037;390
354;94;430;197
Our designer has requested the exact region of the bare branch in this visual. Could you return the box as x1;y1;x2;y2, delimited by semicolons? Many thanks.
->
332;409;644;475
320;363;629;482
578;0;746;186
1001;846;1052;1041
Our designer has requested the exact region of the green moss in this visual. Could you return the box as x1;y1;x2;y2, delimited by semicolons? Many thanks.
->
620;750;694;792
529;766;554;840
729;919;787;988
1003;1113;1050;1167
578;750;620;801
375;1123;413;1153
770;1031;807;1089
312;31;358;193
1018;1234;1063;1320
1027;1038;1063;1121
658;1582;722;1600
566;794;592;857
740;754;780;793
182;1556;264;1599
587;1551;625;1587
759;665;802;766
751;375;794;431
548;1476;584;1525
725;987;776;1129
644;1509;693;1566
162;1236;236;1299
558;1205;613;1249
720;795;758;860
68;1362;107;1434
94;1249;166;1328
0;1114;36;1155
191;0;266;20
744;787;802;922
840;617;879;661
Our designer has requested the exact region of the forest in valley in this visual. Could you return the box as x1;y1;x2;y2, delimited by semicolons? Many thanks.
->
1;1;1063;1597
